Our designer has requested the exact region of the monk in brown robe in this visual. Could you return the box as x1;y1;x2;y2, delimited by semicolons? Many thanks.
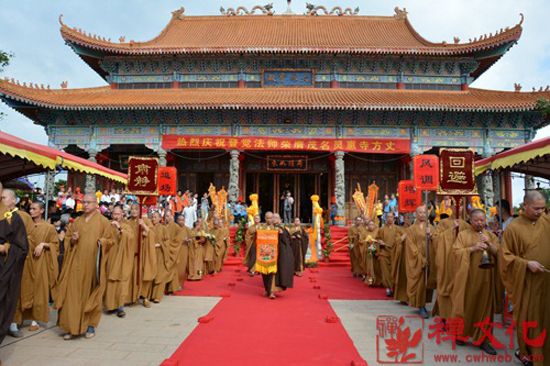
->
354;216;369;278
243;215;260;275
151;211;176;303
175;214;190;287
377;212;403;296
392;228;408;304
187;221;207;281
104;206;134;318
500;191;549;366
432;215;470;320
164;209;183;293
54;194;113;340
2;190;36;338
210;218;229;273
124;204;156;308
11;202;58;335
200;217;216;275
289;218;309;277
360;220;380;286
451;209;499;355
0;202;29;350
348;216;363;277
405;205;436;319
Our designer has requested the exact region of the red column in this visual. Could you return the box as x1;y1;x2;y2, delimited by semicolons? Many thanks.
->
504;171;513;203
110;82;118;89
238;79;247;88
461;83;469;91
172;81;181;88
396;82;405;90
330;80;339;88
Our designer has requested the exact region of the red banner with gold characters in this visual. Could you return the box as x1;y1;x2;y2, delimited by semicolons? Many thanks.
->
158;167;177;196
438;148;478;195
162;135;410;154
127;157;159;195
413;155;439;191
398;180;422;213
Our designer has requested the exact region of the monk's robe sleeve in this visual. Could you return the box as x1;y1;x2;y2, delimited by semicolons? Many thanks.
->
142;219;157;282
108;224;135;282
391;231;404;281
43;225;60;293
490;232;504;314
450;231;472;319
499;225;528;310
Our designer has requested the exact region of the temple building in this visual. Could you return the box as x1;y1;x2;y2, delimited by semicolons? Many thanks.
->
1;3;549;222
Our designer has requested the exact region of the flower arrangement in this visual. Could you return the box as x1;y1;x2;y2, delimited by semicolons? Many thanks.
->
233;217;247;256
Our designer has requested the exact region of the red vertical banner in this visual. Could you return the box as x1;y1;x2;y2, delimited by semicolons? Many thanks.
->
413;155;439;191
158;167;177;196
398;180;422;213
438;148;478;195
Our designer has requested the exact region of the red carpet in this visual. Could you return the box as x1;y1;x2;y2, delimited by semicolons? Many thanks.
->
166;266;369;366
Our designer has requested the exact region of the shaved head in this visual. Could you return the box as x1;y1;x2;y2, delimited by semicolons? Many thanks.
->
416;205;427;222
82;193;98;214
112;206;124;222
1;189;16;209
524;191;545;204
523;190;546;221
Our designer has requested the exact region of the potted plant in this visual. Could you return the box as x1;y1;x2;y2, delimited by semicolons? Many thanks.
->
322;226;333;262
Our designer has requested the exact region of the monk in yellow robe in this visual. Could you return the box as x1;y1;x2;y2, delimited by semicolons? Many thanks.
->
377;212;403;296
104;206;134;318
391;228;408;304
54;194;113;340
187;221;207;281
451;209;499;355
164;209;183;293
432;216;470;320
243;215;260;275
11;202;58;335
360;220;380;286
405;205;436;319
500;191;550;366
151;211;176;303
124;204;156;308
210;218;229;273
348;216;363;277
2;189;36;338
175;214;191;288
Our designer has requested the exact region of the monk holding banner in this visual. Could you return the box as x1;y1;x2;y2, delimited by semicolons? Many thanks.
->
377;212;403;297
405;205;436;319
125;204;156;307
12;202;58;334
54;194;113;340
450;209;499;355
104;206;134;318
500;191;549;366
432;215;470;320
256;212;278;298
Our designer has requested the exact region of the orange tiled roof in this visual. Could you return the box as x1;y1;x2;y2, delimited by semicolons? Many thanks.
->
59;12;523;56
1;79;549;113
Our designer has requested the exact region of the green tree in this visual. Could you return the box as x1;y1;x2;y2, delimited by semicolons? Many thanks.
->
54;179;68;196
0;50;13;120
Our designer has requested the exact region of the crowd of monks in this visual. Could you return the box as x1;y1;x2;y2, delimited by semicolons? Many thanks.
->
0;185;234;345
348;192;549;364
0;182;548;365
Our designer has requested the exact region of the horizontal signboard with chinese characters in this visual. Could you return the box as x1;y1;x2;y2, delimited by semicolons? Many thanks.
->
438;148;478;195
163;135;410;154
267;155;308;171
126;157;159;196
262;69;314;87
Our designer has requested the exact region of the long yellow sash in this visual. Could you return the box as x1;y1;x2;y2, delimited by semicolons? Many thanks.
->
255;229;279;275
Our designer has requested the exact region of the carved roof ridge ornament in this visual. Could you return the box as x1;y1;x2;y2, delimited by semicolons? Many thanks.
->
172;7;185;20
220;3;275;16
305;3;359;16
59;14;114;44
2;77;51;90
468;13;524;44
394;7;408;20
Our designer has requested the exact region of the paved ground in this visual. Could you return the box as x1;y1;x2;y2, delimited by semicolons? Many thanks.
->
0;296;220;366
332;299;518;365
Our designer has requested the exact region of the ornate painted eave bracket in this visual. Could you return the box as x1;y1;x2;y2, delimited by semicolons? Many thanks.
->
220;4;275;16
305;3;359;16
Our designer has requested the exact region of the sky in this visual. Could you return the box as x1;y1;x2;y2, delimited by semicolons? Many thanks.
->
0;0;549;204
